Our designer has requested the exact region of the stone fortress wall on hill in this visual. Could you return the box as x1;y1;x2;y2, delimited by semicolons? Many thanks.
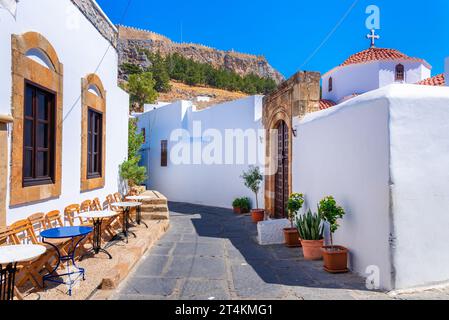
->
117;25;285;84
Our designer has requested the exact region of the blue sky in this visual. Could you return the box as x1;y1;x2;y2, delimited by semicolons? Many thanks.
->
97;0;449;78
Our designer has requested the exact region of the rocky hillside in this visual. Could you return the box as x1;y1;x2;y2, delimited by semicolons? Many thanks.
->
158;81;248;109
117;25;284;84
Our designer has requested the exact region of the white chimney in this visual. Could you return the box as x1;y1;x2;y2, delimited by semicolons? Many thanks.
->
445;57;449;86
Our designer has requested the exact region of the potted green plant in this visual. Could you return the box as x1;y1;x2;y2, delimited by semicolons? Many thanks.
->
319;196;349;273
119;119;147;194
241;166;264;223
232;197;250;214
296;209;324;260
284;193;304;247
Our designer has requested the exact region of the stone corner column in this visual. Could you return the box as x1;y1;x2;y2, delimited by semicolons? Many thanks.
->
0;114;13;227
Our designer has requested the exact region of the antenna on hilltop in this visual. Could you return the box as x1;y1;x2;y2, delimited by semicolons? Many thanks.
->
180;21;183;43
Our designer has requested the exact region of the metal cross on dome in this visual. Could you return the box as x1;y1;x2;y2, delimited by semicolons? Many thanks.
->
366;29;380;48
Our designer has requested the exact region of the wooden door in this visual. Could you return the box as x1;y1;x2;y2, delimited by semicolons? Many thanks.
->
275;121;289;219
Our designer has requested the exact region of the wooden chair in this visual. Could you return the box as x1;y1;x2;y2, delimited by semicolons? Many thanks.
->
44;211;71;258
106;194;124;231
91;198;102;211
27;213;46;242
64;204;81;227
0;227;25;300
45;211;65;229
8;220;50;289
28;213;68;269
0;227;10;246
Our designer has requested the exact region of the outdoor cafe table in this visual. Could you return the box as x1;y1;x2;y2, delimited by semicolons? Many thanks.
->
110;202;142;243
40;226;92;296
79;210;117;260
0;244;46;300
125;195;152;228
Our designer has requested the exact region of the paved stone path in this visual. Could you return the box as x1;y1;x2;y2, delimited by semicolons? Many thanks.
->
113;203;443;300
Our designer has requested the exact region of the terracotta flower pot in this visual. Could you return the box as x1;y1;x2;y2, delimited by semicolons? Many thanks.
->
322;246;349;273
301;239;324;260
283;228;301;247
233;207;242;214
251;209;265;223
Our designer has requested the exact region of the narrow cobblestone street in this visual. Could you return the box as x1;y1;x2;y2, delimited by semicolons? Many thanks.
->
112;203;395;300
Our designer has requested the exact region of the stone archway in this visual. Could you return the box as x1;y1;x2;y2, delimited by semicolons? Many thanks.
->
262;71;321;218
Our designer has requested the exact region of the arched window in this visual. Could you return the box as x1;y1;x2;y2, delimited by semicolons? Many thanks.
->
328;77;333;92
395;64;405;81
81;74;106;191
10;32;63;206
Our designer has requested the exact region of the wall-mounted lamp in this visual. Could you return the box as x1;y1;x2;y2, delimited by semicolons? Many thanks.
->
292;125;298;138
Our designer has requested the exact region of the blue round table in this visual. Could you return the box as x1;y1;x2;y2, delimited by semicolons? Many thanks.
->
40;226;92;296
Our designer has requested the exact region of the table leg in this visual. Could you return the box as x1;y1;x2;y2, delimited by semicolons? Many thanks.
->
137;205;149;228
124;208;137;241
80;219;113;260
0;262;18;301
43;235;87;296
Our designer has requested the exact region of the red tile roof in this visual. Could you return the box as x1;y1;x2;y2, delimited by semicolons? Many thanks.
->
341;47;427;67
416;73;445;86
319;99;336;110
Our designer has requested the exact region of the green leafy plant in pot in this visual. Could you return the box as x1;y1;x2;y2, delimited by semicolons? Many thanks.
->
296;210;324;260
241;166;264;223
119;119;147;194
232;197;251;214
284;193;304;247
318;196;349;273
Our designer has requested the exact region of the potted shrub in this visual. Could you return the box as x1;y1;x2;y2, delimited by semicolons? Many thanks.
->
284;193;304;247
241;166;264;223
319;196;349;273
232;197;250;214
296;210;324;260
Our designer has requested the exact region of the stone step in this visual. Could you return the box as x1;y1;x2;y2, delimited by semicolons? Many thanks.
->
141;204;168;213
143;199;167;205
139;190;168;205
141;211;169;220
137;190;169;220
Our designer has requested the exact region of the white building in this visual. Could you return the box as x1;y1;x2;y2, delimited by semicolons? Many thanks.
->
0;0;129;226
293;83;449;290
321;32;433;105
136;96;265;209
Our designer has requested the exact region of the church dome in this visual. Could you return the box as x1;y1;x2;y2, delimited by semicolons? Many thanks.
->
341;47;428;67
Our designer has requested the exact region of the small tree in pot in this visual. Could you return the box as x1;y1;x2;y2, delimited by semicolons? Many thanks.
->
119;119;147;195
318;196;349;273
241;166;264;223
284;193;304;247
296;210;324;260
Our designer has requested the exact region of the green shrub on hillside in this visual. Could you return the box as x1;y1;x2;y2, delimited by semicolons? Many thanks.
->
121;52;277;95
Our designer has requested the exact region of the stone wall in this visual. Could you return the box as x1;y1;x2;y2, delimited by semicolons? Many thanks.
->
117;25;284;83
71;0;117;48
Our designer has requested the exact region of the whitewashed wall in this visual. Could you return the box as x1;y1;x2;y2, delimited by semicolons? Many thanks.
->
0;0;129;224
388;84;449;289
293;89;392;289
322;63;380;103
137;96;265;209
322;61;431;103
294;84;449;290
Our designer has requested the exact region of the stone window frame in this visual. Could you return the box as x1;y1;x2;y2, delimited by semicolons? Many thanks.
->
10;32;63;207
80;74;106;192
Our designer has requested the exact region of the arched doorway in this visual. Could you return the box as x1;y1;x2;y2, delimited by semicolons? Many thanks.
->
275;120;289;218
